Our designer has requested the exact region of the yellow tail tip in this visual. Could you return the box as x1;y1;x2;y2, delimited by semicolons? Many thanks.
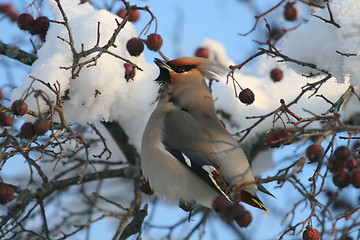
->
252;198;271;216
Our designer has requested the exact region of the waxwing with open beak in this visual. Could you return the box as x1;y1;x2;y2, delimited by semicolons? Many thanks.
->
141;57;272;214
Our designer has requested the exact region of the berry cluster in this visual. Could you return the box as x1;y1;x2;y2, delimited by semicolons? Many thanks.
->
328;145;360;188
212;196;252;228
0;3;50;42
21;118;50;139
17;13;50;41
0;98;51;139
126;34;163;57
117;7;140;22
125;32;163;81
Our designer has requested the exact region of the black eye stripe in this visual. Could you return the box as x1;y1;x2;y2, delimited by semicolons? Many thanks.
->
171;64;197;73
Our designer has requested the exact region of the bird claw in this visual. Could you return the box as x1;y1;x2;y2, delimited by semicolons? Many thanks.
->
178;200;195;222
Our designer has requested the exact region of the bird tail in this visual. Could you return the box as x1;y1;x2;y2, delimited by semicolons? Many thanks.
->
240;190;271;216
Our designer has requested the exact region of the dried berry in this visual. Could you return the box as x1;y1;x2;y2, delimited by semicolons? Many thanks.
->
32;16;50;34
270;68;283;82
117;8;140;22
21;122;35;139
139;178;154;195
238;88;255;105
346;158;358;170
284;2;298;21
145;33;163;51
269;27;284;41
212;196;231;213
124;63;136;81
334;146;351;162
0;183;15;204
195;47;210;58
265;128;295;148
328;156;345;173
332;168;350;188
11;100;28;116
33;118;50;135
235;210;252;228
349;169;360;188
0;113;14;127
0;3;12;14
17;13;34;30
303;226;320;240
126;37;144;56
226;203;246;221
306;144;324;163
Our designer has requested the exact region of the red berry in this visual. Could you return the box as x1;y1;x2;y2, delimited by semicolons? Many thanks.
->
334;146;351;162
0;4;12;13
11;100;28;116
195;47;210;58
0;89;3;99
32;16;50;34
328;156;345;173
235;211;252;228
346;158;358;170
303;226;320;240
306;144;324;162
0;183;15;204
117;8;140;22
270;68;283;82
284;3;298;21
226;203;246;221
265;128;295;148
21;122;35;139
0;113;14;127
212;196;231;213
349;169;360;188
238;88;255;105
332;169;350;188
124;63;136;81
126;37;144;56
139;178;154;195
145;33;163;52
17;13;34;30
33;118;50;135
269;27;284;41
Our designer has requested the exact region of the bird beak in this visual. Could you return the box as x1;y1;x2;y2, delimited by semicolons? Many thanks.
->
154;58;172;71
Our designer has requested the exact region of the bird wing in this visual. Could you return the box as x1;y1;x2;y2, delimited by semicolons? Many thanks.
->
162;109;231;200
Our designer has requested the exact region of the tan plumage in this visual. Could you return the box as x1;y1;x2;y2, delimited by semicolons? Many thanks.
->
141;57;271;213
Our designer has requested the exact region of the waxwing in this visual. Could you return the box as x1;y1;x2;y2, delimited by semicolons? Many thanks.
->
141;57;272;214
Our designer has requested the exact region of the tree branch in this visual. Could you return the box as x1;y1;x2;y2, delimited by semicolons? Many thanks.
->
0;40;37;66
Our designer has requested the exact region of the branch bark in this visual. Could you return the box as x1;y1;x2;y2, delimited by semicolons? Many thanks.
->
0;40;37;66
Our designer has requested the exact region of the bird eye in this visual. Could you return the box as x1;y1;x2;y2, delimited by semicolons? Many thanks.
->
177;67;187;73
